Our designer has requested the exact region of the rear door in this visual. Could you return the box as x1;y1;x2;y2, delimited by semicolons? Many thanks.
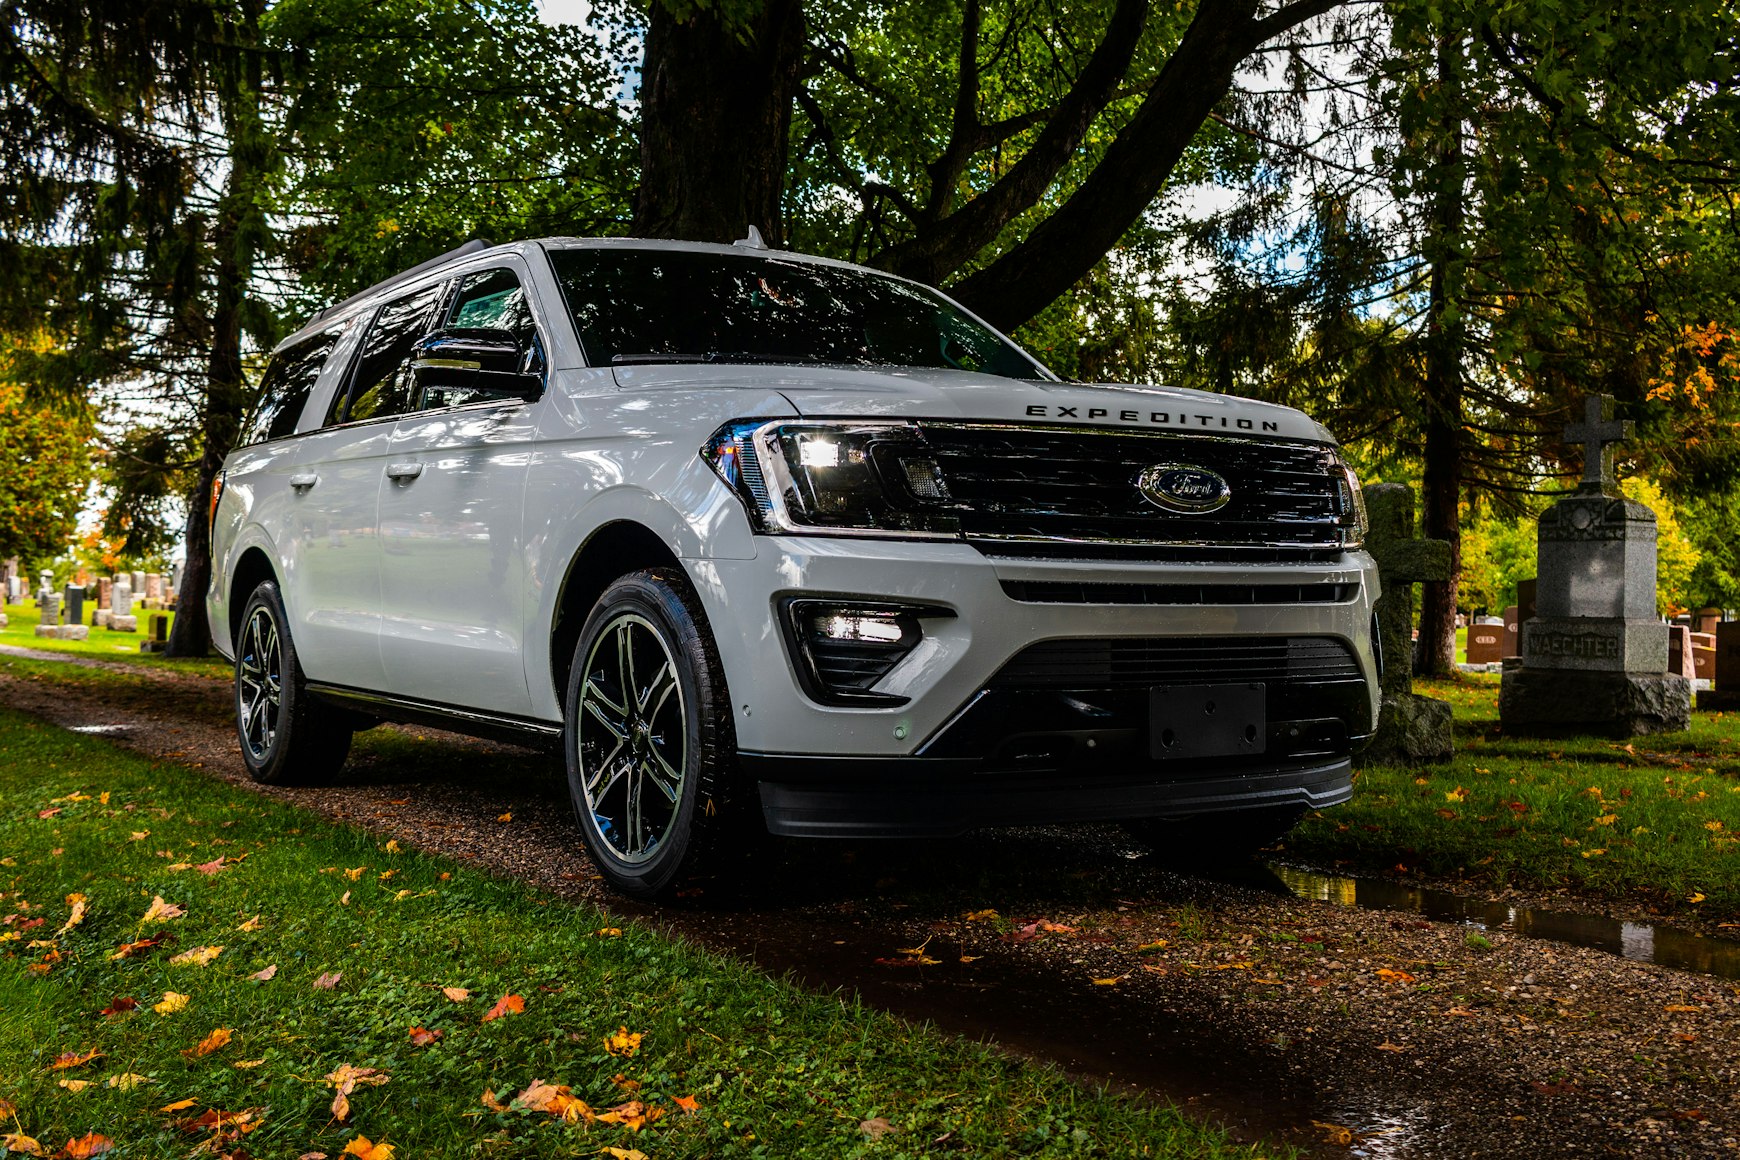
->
286;280;449;689
375;263;544;715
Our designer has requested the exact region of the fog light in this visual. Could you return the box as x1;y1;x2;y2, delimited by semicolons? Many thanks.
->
780;599;953;706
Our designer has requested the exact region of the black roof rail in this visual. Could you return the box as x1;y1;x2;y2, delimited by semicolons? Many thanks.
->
314;238;497;321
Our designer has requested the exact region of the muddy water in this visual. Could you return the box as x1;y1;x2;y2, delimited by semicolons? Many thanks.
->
1267;863;1740;980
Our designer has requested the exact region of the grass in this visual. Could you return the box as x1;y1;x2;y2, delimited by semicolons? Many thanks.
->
1287;673;1740;922
1;603;230;679
0;708;1281;1159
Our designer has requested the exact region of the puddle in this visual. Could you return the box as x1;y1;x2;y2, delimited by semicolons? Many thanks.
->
68;724;133;735
1268;863;1740;980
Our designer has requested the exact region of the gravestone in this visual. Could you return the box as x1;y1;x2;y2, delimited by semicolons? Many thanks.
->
109;579;137;632
1668;625;1696;679
131;571;146;598
1703;622;1740;710
64;584;84;626
33;591;60;637
97;576;112;610
141;613;171;653
1694;607;1722;635
37;570;52;605
1502;605;1520;658
1690;632;1716;681
1360;483;1453;762
1466;622;1505;665
145;573;163;601
1500;395;1690;736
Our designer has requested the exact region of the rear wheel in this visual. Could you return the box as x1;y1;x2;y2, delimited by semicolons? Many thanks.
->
564;569;740;899
1122;805;1308;866
235;581;353;784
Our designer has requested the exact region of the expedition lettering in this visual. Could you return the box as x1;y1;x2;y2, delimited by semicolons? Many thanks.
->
1025;404;1279;432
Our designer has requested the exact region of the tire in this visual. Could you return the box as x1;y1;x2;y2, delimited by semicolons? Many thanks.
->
563;568;740;899
234;580;354;785
1123;805;1308;866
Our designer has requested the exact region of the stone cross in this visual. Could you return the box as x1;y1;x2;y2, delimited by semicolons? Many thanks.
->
1362;482;1454;761
1563;394;1633;494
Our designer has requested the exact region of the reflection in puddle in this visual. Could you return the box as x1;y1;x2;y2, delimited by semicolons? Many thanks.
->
1269;863;1740;980
68;724;133;735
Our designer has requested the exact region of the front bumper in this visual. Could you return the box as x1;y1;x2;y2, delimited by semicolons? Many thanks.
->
686;537;1379;833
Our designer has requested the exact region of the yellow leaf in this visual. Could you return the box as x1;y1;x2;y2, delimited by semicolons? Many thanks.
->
140;895;185;924
159;1099;198;1112
168;945;222;967
46;1049;102;1071
1664;1004;1702;1012
601;1150;649;1160
129;831;149;841
1594;814;1619;826
1581;849;1607;858
343;867;366;881
237;915;264;932
249;964;277;982
595;928;622;937
154;992;190;1015
340;891;351;906
1690;892;1707;903
377;870;396;882
1;1133;45;1157
384;840;401;854
1376;968;1416;984
603;1026;642;1056
183;1028;233;1058
56;893;88;935
106;1073;150;1089
442;986;470;1002
57;1079;92;1092
233;1059;266;1069
1091;976;1121;986
962;909;1000;921
674;1093;700;1114
1445;787;1469;803
497;813;512;823
1312;1120;1355;1146
341;1135;394;1160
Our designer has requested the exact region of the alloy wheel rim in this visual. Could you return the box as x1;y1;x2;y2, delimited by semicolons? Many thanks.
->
577;612;686;865
237;607;283;762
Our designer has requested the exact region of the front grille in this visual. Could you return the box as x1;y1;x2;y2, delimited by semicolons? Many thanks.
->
914;422;1347;559
1000;580;1356;605
989;636;1364;689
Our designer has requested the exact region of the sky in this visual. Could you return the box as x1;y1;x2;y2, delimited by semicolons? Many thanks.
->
536;0;593;25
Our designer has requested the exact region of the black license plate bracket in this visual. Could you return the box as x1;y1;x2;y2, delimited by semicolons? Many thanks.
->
1149;682;1267;760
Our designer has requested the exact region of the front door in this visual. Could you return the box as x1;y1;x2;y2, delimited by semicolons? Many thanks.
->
375;265;543;716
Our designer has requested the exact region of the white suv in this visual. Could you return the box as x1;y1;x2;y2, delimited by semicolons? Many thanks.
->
210;236;1380;897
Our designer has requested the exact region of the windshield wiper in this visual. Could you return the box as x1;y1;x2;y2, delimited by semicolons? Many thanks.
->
611;352;708;365
611;351;845;367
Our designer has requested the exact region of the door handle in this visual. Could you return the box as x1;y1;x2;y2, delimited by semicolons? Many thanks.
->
289;473;319;491
385;462;424;481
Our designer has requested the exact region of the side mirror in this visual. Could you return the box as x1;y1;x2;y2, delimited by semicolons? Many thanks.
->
411;328;543;404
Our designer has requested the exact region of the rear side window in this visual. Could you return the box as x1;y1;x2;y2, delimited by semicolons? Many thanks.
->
238;328;340;447
331;282;447;424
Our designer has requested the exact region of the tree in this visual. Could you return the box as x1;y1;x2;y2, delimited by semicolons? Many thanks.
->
0;380;95;570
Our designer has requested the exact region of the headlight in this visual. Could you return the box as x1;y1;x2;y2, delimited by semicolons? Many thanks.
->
702;420;959;536
1333;460;1368;549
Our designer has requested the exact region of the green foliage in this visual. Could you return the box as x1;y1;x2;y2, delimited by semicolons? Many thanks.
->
1457;508;1537;615
1622;476;1703;616
0;382;94;570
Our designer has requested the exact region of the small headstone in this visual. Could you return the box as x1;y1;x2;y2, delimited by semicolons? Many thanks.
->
1360;482;1453;763
141;613;171;653
38;591;59;627
64;584;85;626
1500;395;1690;736
1691;632;1716;681
1502;605;1520;659
131;571;146;598
58;624;88;641
145;573;163;600
1694;607;1722;635
4;576;18;603
111;614;138;633
111;579;133;618
1668;625;1696;679
94;609;111;628
1465;625;1505;665
1702;622;1740;710
97;576;112;608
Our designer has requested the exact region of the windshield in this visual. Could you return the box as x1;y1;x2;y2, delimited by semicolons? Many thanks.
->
548;247;1048;379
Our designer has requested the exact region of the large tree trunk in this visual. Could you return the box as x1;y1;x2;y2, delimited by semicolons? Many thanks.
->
633;0;806;246
167;19;262;658
1415;32;1465;677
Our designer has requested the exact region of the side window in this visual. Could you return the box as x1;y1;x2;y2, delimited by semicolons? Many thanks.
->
331;282;447;425
237;328;340;447
449;267;535;344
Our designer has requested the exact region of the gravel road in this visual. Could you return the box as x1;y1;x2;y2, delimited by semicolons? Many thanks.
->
2;645;1735;1158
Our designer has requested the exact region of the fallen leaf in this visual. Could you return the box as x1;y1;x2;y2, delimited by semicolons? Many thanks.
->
673;1094;700;1114
603;1026;642;1056
298;1154;328;1160
1665;1004;1703;1012
376;870;395;882
183;1028;233;1059
313;971;342;990
233;1058;266;1069
595;927;622;937
56;1079;91;1092
56;894;87;936
1;1133;44;1157
168;945;222;967
249;964;277;982
195;858;227;876
441;986;470;1002
1312;1120;1354;1146
129;831;149;841
1375;1041;1407;1052
159;1099;198;1113
596;1099;661;1130
154;992;190;1015
165;863;193;872
1135;940;1168;952
1091;976;1121;986
340;1135;394;1160
962;909;1000;921
46;1049;103;1071
384;840;401;853
108;933;169;960
323;1064;390;1122
339;891;351;906
481;994;525;1022
99;997;138;1017
859;1116;895;1140
480;1088;510;1113
1443;1007;1478;1017
343;867;366;882
38;808;61;819
59;1132;112;1158
106;1073;150;1089
237;915;264;932
600;1150;648;1160
496;813;512;823
140;896;185;924
407;1026;443;1047
1376;968;1417;984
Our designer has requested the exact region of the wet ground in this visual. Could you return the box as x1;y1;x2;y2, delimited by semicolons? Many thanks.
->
4;646;1739;1157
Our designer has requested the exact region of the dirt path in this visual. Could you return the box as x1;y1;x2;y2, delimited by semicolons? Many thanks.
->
2;648;1736;1158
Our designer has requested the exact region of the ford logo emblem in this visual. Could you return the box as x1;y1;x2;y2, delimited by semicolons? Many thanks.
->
1137;464;1231;514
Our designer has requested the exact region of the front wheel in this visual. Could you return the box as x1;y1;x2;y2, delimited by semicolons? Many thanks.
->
563;569;740;899
234;580;353;784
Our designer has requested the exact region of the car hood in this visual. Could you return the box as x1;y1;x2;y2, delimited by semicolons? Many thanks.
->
609;364;1333;444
